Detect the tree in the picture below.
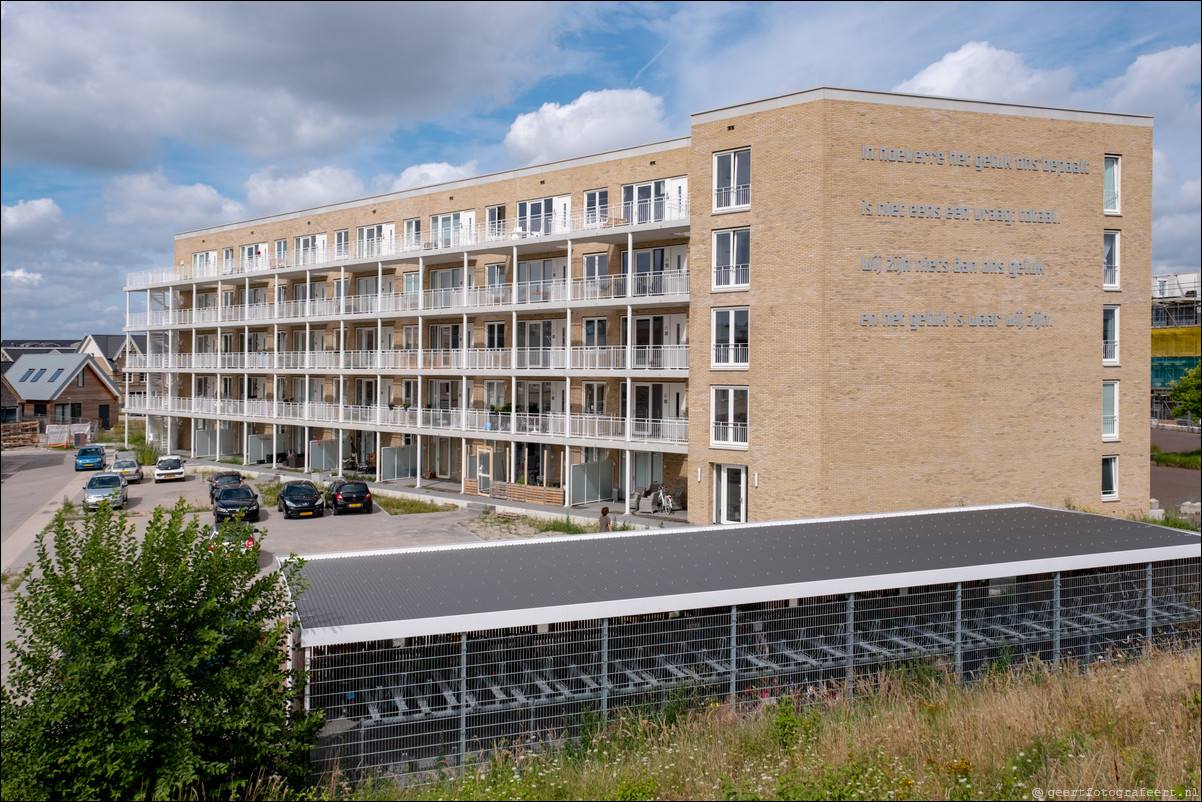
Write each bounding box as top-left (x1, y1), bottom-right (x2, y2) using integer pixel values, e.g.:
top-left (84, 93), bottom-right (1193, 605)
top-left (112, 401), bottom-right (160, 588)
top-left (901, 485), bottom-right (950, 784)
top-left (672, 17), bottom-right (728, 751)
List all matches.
top-left (1168, 363), bottom-right (1201, 420)
top-left (1, 501), bottom-right (322, 800)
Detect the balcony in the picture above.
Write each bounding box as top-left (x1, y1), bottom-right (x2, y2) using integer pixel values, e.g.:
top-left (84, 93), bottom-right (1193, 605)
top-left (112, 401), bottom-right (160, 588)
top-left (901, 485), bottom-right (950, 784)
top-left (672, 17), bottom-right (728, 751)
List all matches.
top-left (125, 200), bottom-right (691, 289)
top-left (125, 395), bottom-right (688, 446)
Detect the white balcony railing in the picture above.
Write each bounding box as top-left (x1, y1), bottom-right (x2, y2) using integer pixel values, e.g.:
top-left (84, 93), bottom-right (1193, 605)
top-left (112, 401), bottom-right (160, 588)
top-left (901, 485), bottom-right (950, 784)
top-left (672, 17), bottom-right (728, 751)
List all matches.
top-left (1103, 415), bottom-right (1117, 438)
top-left (515, 348), bottom-right (569, 370)
top-left (1103, 340), bottom-right (1118, 362)
top-left (630, 417), bottom-right (688, 444)
top-left (125, 199), bottom-right (690, 288)
top-left (711, 421), bottom-right (749, 446)
top-left (713, 264), bottom-right (750, 288)
top-left (632, 345), bottom-right (689, 370)
top-left (570, 347), bottom-right (626, 370)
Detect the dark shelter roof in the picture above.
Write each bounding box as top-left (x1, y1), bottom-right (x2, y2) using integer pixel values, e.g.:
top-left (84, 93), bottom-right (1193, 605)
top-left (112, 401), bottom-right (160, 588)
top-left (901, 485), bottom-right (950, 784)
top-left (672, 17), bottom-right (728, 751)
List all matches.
top-left (288, 504), bottom-right (1201, 647)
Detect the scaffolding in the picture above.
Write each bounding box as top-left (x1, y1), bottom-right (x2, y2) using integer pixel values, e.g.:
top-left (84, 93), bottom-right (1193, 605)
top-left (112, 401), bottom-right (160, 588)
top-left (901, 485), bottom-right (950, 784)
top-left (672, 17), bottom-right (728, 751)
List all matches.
top-left (288, 506), bottom-right (1200, 782)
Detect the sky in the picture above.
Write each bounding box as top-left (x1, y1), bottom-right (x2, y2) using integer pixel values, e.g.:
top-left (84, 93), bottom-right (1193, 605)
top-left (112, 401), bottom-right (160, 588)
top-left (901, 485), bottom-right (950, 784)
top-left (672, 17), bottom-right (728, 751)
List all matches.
top-left (1, 1), bottom-right (1199, 339)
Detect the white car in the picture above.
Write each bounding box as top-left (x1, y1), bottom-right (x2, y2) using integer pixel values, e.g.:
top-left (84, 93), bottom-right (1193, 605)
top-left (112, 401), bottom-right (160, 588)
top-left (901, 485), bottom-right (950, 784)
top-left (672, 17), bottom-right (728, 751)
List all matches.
top-left (153, 455), bottom-right (187, 483)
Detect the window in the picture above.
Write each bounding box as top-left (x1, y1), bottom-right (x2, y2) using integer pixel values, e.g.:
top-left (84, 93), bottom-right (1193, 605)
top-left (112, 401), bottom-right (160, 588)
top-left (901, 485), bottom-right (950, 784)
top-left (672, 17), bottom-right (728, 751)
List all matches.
top-left (584, 253), bottom-right (608, 280)
top-left (1104, 155), bottom-right (1120, 213)
top-left (295, 234), bottom-right (322, 265)
top-left (222, 247), bottom-right (234, 268)
top-left (358, 223), bottom-right (394, 257)
top-left (711, 386), bottom-right (748, 447)
top-left (485, 263), bottom-right (507, 303)
top-left (1103, 231), bottom-right (1119, 288)
top-left (402, 272), bottom-right (420, 297)
top-left (431, 211), bottom-right (475, 248)
top-left (334, 229), bottom-right (349, 258)
top-left (714, 464), bottom-right (747, 524)
top-left (274, 239), bottom-right (287, 265)
top-left (1103, 307), bottom-right (1119, 364)
top-left (404, 218), bottom-right (421, 248)
top-left (19, 368), bottom-right (34, 382)
top-left (485, 380), bottom-right (506, 409)
top-left (713, 307), bottom-right (749, 366)
top-left (485, 321), bottom-right (506, 349)
top-left (585, 189), bottom-right (609, 226)
top-left (31, 368), bottom-right (46, 382)
top-left (622, 180), bottom-right (664, 224)
top-left (49, 368), bottom-right (64, 382)
top-left (515, 197), bottom-right (568, 235)
top-left (33, 402), bottom-right (47, 417)
top-left (1102, 381), bottom-right (1118, 440)
top-left (1102, 456), bottom-right (1118, 500)
top-left (713, 228), bottom-right (750, 288)
top-left (583, 382), bottom-right (605, 415)
top-left (486, 205), bottom-right (506, 238)
top-left (583, 318), bottom-right (607, 347)
top-left (192, 251), bottom-right (216, 273)
top-left (714, 149), bottom-right (750, 209)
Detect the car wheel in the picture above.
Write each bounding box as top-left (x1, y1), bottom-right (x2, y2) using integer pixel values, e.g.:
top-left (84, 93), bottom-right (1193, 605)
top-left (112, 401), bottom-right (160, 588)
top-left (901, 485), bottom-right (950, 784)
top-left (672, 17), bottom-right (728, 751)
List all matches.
top-left (316, 508), bottom-right (324, 517)
top-left (333, 506), bottom-right (340, 516)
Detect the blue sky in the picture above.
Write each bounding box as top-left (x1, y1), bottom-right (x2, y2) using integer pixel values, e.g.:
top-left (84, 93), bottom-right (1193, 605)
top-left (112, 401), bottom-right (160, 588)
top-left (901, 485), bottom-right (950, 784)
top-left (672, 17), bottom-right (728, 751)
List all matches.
top-left (2, 1), bottom-right (1199, 338)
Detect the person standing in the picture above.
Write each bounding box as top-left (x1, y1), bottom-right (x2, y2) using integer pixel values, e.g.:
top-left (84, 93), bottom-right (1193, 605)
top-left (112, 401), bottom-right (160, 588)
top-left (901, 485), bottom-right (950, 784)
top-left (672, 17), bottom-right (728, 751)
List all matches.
top-left (599, 506), bottom-right (612, 532)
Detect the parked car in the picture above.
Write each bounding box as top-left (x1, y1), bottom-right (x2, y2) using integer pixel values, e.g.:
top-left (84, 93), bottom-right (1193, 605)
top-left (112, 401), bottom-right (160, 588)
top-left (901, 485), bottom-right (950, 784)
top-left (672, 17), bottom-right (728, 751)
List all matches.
top-left (81, 471), bottom-right (128, 510)
top-left (213, 485), bottom-right (260, 523)
top-left (74, 445), bottom-right (106, 471)
top-left (204, 522), bottom-right (258, 556)
top-left (153, 455), bottom-right (186, 483)
top-left (111, 457), bottom-right (144, 483)
top-left (208, 471), bottom-right (244, 502)
top-left (324, 479), bottom-right (373, 515)
top-left (277, 480), bottom-right (323, 519)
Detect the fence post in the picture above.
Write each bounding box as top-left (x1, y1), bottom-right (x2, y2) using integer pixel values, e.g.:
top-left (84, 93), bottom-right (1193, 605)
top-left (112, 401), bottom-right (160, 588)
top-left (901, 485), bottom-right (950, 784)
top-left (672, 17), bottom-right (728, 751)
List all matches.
top-left (601, 618), bottom-right (609, 723)
top-left (729, 605), bottom-right (737, 700)
top-left (954, 582), bottom-right (963, 680)
top-left (1052, 572), bottom-right (1061, 668)
top-left (459, 633), bottom-right (467, 766)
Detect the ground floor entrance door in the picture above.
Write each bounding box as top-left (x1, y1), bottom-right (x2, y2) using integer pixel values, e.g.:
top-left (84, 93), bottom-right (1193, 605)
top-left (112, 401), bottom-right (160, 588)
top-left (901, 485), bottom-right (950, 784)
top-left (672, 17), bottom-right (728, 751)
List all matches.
top-left (476, 446), bottom-right (492, 495)
top-left (714, 464), bottom-right (747, 524)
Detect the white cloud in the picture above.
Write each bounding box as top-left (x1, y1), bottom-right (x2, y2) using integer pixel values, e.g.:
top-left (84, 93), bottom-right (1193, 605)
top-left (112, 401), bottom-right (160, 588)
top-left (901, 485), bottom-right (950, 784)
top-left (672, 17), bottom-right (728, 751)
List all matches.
top-left (104, 171), bottom-right (245, 228)
top-left (505, 90), bottom-right (669, 166)
top-left (0, 2), bottom-right (584, 167)
top-left (245, 167), bottom-right (365, 216)
top-left (893, 42), bottom-right (1075, 106)
top-left (379, 161), bottom-right (481, 193)
top-left (1, 198), bottom-right (63, 242)
top-left (1074, 44), bottom-right (1201, 124)
top-left (1, 268), bottom-right (44, 286)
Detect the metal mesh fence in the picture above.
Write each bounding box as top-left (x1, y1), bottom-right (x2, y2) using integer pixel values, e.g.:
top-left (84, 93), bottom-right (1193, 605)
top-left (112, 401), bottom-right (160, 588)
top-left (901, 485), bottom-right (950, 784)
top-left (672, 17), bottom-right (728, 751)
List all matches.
top-left (304, 558), bottom-right (1199, 782)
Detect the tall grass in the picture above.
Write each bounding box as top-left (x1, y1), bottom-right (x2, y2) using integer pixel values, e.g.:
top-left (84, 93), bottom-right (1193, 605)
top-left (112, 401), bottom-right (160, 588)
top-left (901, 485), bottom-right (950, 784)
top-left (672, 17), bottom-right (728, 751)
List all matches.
top-left (340, 648), bottom-right (1201, 801)
top-left (1151, 450), bottom-right (1201, 470)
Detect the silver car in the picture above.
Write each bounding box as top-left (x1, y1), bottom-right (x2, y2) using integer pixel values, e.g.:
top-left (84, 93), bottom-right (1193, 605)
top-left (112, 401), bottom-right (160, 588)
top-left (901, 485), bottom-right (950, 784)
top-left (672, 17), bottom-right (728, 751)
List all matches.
top-left (111, 457), bottom-right (144, 484)
top-left (82, 471), bottom-right (129, 510)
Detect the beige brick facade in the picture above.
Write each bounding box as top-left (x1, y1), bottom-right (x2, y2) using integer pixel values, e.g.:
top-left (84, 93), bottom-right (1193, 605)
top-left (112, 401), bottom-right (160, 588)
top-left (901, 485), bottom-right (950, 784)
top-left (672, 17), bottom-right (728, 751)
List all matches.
top-left (126, 88), bottom-right (1151, 523)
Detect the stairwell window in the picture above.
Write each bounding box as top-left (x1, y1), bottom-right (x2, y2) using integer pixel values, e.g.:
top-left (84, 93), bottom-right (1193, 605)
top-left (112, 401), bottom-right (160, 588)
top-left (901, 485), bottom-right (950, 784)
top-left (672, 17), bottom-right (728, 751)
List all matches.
top-left (1104, 155), bottom-right (1120, 214)
top-left (1102, 381), bottom-right (1118, 440)
top-left (1103, 231), bottom-right (1119, 288)
top-left (712, 307), bottom-right (749, 368)
top-left (711, 386), bottom-right (748, 448)
top-left (1102, 307), bottom-right (1119, 364)
top-left (1102, 456), bottom-right (1118, 500)
top-left (713, 228), bottom-right (750, 289)
top-left (714, 148), bottom-right (750, 210)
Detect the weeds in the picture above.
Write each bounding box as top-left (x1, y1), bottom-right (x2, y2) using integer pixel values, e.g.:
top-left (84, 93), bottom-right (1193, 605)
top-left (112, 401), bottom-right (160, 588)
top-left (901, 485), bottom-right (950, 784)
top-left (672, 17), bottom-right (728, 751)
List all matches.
top-left (1151, 449), bottom-right (1201, 470)
top-left (373, 494), bottom-right (455, 515)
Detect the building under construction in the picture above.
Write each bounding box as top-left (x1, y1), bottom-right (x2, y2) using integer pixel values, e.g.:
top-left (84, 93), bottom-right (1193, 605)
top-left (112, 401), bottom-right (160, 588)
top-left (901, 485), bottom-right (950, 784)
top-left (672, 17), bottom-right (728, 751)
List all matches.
top-left (285, 504), bottom-right (1200, 780)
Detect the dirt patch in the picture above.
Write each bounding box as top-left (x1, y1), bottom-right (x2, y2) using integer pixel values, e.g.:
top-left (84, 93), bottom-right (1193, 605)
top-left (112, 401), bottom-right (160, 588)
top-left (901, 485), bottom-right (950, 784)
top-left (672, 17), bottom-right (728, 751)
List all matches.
top-left (464, 513), bottom-right (547, 541)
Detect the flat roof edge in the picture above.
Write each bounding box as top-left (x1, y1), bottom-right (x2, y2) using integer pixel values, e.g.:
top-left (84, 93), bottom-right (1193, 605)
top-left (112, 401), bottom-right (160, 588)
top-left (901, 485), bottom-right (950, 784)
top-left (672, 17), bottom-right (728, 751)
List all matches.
top-left (296, 543), bottom-right (1200, 648)
top-left (691, 86), bottom-right (1154, 127)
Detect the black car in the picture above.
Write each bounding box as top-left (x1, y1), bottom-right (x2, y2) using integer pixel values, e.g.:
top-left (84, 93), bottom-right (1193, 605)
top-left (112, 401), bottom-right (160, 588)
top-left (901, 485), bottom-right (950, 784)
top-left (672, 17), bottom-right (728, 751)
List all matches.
top-left (208, 471), bottom-right (244, 502)
top-left (214, 485), bottom-right (260, 523)
top-left (324, 479), bottom-right (373, 515)
top-left (277, 480), bottom-right (323, 519)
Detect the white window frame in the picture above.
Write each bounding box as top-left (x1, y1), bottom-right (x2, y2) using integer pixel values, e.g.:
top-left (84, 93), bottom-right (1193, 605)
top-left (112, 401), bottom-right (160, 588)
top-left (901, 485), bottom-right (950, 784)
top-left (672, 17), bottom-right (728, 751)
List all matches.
top-left (710, 386), bottom-right (748, 449)
top-left (714, 464), bottom-right (748, 524)
top-left (1103, 230), bottom-right (1119, 289)
top-left (274, 239), bottom-right (287, 266)
top-left (712, 307), bottom-right (749, 368)
top-left (1102, 455), bottom-right (1118, 500)
top-left (584, 188), bottom-right (609, 226)
top-left (1102, 380), bottom-right (1118, 441)
top-left (485, 205), bottom-right (506, 239)
top-left (713, 228), bottom-right (750, 289)
top-left (582, 381), bottom-right (606, 415)
top-left (485, 380), bottom-right (506, 409)
top-left (357, 223), bottom-right (394, 258)
top-left (1103, 306), bottom-right (1119, 365)
top-left (1104, 155), bottom-right (1120, 214)
top-left (192, 250), bottom-right (216, 274)
top-left (583, 317), bottom-right (607, 347)
top-left (334, 229), bottom-right (349, 259)
top-left (404, 218), bottom-right (422, 249)
top-left (714, 148), bottom-right (750, 210)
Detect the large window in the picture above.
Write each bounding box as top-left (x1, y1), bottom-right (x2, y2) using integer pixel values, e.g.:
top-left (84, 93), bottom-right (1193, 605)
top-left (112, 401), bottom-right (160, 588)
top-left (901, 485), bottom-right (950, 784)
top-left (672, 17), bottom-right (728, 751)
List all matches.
top-left (712, 307), bottom-right (749, 367)
top-left (1102, 456), bottom-right (1118, 500)
top-left (714, 148), bottom-right (750, 210)
top-left (1103, 230), bottom-right (1119, 288)
top-left (403, 218), bottom-right (421, 249)
top-left (585, 189), bottom-right (609, 226)
top-left (431, 211), bottom-right (472, 248)
top-left (1103, 381), bottom-right (1118, 440)
top-left (713, 228), bottom-right (750, 288)
top-left (358, 223), bottom-right (394, 258)
top-left (486, 205), bottom-right (506, 238)
top-left (334, 229), bottom-right (349, 258)
top-left (711, 386), bottom-right (748, 447)
top-left (1103, 306), bottom-right (1119, 364)
top-left (1104, 155), bottom-right (1120, 214)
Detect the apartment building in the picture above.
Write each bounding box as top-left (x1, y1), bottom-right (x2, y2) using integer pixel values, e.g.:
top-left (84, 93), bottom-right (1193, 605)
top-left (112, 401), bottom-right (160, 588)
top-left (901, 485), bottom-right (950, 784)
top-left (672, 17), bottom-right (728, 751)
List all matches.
top-left (124, 87), bottom-right (1152, 523)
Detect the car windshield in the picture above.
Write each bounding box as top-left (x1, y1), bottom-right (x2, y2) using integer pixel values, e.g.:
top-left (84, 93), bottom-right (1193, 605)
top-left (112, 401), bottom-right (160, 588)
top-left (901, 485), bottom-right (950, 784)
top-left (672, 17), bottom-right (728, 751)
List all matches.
top-left (88, 476), bottom-right (121, 489)
top-left (220, 487), bottom-right (255, 501)
top-left (79, 447), bottom-right (103, 456)
top-left (284, 484), bottom-right (316, 497)
top-left (113, 460), bottom-right (136, 469)
top-left (159, 459), bottom-right (181, 469)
